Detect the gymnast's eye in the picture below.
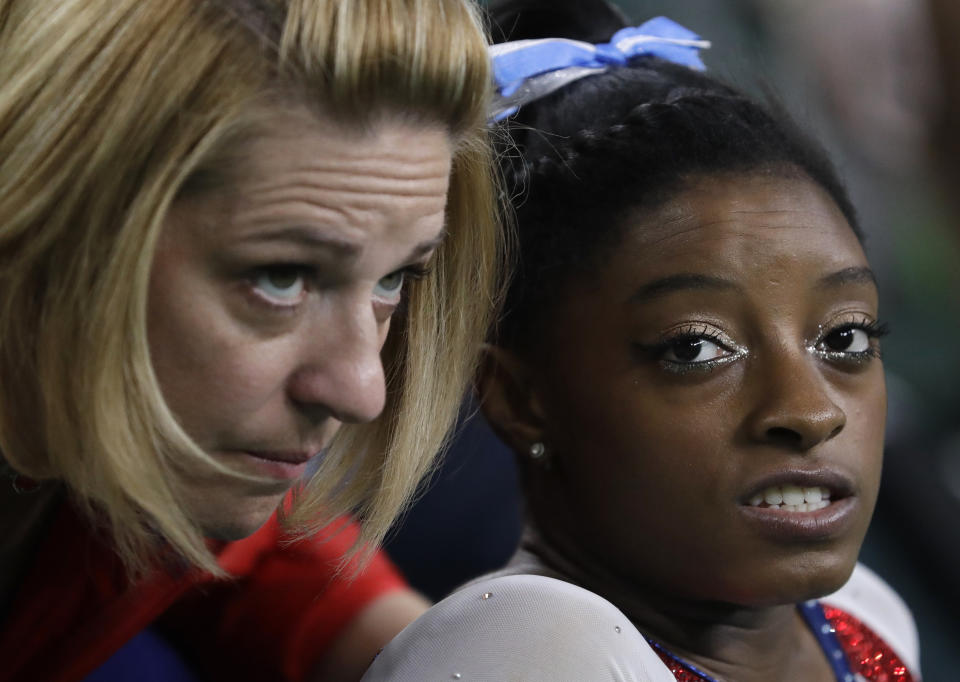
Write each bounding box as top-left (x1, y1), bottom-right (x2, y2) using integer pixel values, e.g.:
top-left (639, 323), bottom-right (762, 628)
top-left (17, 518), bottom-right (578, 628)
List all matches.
top-left (633, 323), bottom-right (745, 376)
top-left (812, 319), bottom-right (888, 365)
top-left (661, 336), bottom-right (730, 364)
top-left (820, 327), bottom-right (870, 353)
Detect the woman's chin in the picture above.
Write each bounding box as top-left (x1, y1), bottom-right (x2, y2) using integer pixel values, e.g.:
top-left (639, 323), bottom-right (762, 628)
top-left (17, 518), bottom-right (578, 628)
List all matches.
top-left (727, 554), bottom-right (860, 608)
top-left (188, 489), bottom-right (286, 542)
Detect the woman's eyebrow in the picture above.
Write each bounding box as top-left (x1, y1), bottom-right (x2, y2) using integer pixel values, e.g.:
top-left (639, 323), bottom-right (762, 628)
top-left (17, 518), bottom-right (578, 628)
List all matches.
top-left (629, 273), bottom-right (741, 304)
top-left (816, 266), bottom-right (877, 290)
top-left (236, 227), bottom-right (447, 261)
top-left (240, 226), bottom-right (362, 256)
top-left (407, 232), bottom-right (447, 260)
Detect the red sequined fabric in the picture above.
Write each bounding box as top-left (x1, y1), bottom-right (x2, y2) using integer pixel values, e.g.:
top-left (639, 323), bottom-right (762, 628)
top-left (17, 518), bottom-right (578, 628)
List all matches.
top-left (650, 647), bottom-right (712, 682)
top-left (650, 605), bottom-right (917, 682)
top-left (823, 604), bottom-right (916, 682)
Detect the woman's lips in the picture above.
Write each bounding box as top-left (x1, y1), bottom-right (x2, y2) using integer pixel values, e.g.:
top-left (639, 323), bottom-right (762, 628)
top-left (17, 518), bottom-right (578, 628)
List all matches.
top-left (246, 450), bottom-right (316, 465)
top-left (238, 450), bottom-right (318, 481)
top-left (738, 469), bottom-right (859, 541)
top-left (739, 497), bottom-right (858, 541)
top-left (741, 468), bottom-right (855, 506)
top-left (746, 484), bottom-right (832, 511)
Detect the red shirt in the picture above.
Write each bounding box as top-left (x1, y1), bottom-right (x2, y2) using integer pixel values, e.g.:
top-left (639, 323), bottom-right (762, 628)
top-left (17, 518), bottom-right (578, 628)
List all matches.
top-left (0, 504), bottom-right (406, 682)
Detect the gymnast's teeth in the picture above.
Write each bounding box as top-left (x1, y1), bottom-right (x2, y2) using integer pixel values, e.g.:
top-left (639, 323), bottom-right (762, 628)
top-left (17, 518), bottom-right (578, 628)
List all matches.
top-left (781, 485), bottom-right (804, 506)
top-left (759, 500), bottom-right (830, 512)
top-left (749, 486), bottom-right (832, 510)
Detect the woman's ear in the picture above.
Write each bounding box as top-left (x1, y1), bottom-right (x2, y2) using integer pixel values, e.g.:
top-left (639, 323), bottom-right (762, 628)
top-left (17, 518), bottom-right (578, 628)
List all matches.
top-left (476, 344), bottom-right (546, 454)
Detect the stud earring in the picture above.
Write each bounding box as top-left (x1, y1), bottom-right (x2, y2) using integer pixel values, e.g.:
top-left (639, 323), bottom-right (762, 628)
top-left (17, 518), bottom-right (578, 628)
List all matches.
top-left (529, 442), bottom-right (546, 460)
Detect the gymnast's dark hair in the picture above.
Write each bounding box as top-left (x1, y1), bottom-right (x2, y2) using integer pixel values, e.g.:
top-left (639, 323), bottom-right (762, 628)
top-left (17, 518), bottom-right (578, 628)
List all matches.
top-left (487, 0), bottom-right (862, 350)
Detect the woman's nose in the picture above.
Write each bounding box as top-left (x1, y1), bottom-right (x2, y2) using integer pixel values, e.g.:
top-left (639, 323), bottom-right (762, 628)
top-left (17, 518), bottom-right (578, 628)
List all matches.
top-left (744, 349), bottom-right (846, 452)
top-left (285, 302), bottom-right (388, 425)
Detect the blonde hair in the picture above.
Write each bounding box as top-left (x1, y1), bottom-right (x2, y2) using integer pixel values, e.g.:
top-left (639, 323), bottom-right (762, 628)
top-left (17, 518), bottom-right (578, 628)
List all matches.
top-left (0, 0), bottom-right (501, 575)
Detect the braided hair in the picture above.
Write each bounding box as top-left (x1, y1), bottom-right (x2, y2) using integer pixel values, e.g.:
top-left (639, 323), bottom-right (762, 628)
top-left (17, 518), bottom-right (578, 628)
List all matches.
top-left (490, 1), bottom-right (861, 350)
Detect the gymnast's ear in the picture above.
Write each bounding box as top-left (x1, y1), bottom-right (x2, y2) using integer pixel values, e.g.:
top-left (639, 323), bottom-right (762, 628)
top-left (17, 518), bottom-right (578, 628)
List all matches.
top-left (476, 344), bottom-right (547, 455)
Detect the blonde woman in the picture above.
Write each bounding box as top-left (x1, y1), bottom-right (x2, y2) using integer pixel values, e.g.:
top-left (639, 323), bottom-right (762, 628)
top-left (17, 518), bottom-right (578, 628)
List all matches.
top-left (0, 0), bottom-right (501, 680)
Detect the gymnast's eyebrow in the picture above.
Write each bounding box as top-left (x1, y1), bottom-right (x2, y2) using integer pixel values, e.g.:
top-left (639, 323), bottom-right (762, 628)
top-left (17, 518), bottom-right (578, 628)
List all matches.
top-left (815, 266), bottom-right (877, 289)
top-left (628, 273), bottom-right (741, 304)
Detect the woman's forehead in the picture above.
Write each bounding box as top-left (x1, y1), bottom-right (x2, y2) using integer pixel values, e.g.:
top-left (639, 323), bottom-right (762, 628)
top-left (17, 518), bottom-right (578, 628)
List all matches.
top-left (616, 173), bottom-right (866, 271)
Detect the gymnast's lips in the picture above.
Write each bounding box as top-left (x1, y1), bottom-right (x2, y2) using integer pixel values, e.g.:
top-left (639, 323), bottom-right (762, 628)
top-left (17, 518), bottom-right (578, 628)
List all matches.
top-left (737, 467), bottom-right (859, 541)
top-left (740, 468), bottom-right (855, 506)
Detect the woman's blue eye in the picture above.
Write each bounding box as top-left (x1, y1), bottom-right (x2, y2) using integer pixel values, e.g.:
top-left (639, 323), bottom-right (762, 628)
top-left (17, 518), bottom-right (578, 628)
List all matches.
top-left (820, 327), bottom-right (870, 353)
top-left (373, 270), bottom-right (405, 301)
top-left (252, 268), bottom-right (305, 302)
top-left (662, 337), bottom-right (729, 364)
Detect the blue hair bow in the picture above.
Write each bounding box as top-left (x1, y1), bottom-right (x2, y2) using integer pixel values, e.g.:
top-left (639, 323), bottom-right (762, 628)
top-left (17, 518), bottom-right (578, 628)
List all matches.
top-left (489, 17), bottom-right (710, 121)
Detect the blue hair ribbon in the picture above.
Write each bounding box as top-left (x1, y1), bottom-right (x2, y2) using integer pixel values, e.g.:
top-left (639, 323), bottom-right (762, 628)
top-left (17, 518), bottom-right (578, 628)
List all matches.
top-left (489, 17), bottom-right (710, 121)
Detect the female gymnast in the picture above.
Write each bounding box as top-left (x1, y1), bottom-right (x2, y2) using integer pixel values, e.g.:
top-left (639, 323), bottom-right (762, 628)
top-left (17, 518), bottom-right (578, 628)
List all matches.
top-left (362, 2), bottom-right (919, 680)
